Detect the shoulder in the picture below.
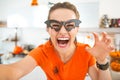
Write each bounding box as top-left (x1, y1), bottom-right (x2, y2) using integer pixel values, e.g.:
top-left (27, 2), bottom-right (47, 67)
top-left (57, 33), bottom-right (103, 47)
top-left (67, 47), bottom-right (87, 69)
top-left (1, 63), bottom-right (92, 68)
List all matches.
top-left (76, 42), bottom-right (93, 58)
top-left (38, 40), bottom-right (52, 49)
top-left (28, 41), bottom-right (53, 65)
top-left (76, 42), bottom-right (89, 50)
top-left (28, 40), bottom-right (53, 57)
top-left (76, 42), bottom-right (96, 66)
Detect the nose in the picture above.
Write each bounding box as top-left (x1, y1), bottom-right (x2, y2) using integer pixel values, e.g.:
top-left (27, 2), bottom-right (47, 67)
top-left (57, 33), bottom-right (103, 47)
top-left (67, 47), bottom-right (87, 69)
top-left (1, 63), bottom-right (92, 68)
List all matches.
top-left (59, 25), bottom-right (67, 33)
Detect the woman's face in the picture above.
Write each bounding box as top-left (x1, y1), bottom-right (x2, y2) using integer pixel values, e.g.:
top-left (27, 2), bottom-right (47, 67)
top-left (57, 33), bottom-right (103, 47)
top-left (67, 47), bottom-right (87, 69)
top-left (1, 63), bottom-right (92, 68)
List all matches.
top-left (47, 8), bottom-right (79, 53)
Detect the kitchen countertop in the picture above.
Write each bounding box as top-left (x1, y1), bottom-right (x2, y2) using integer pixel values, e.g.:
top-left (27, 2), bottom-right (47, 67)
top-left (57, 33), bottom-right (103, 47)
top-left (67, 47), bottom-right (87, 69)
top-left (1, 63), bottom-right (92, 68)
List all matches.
top-left (1, 53), bottom-right (24, 64)
top-left (110, 69), bottom-right (120, 80)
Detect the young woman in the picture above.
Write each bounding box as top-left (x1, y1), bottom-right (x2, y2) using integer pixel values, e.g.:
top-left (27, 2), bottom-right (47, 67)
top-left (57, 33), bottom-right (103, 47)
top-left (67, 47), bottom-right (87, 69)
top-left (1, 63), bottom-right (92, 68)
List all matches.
top-left (0, 2), bottom-right (114, 80)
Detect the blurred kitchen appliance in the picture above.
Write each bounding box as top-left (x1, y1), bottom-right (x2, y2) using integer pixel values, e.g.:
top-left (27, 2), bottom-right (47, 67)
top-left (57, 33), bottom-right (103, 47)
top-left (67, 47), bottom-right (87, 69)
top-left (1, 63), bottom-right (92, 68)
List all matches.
top-left (13, 27), bottom-right (23, 54)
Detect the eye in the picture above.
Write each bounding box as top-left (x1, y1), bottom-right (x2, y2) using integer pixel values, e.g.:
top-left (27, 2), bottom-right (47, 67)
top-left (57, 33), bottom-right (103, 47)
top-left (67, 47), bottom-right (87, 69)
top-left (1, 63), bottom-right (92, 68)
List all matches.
top-left (50, 23), bottom-right (60, 28)
top-left (50, 22), bottom-right (61, 32)
top-left (65, 23), bottom-right (75, 28)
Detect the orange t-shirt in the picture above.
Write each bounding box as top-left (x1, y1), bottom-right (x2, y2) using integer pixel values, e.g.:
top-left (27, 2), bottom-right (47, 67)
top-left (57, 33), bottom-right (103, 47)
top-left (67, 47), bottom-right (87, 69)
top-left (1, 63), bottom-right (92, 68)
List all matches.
top-left (29, 41), bottom-right (96, 80)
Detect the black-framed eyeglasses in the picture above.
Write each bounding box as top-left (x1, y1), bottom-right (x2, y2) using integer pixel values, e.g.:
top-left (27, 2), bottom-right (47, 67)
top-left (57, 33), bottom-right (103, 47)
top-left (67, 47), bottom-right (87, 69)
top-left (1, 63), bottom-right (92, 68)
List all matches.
top-left (44, 19), bottom-right (81, 32)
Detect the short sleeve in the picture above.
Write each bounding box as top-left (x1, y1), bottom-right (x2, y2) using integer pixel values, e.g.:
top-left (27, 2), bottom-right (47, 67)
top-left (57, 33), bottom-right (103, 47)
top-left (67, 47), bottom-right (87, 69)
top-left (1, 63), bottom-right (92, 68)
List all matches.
top-left (88, 55), bottom-right (96, 67)
top-left (28, 46), bottom-right (43, 66)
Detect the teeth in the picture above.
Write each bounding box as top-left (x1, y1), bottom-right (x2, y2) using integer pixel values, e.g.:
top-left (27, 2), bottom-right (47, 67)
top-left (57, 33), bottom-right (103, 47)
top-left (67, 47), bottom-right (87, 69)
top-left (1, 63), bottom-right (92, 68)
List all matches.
top-left (58, 37), bottom-right (69, 40)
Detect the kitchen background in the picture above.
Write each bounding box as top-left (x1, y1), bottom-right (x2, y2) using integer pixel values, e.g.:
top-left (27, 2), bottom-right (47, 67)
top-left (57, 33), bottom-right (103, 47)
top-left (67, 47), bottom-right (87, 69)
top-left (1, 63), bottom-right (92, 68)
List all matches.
top-left (0, 0), bottom-right (120, 80)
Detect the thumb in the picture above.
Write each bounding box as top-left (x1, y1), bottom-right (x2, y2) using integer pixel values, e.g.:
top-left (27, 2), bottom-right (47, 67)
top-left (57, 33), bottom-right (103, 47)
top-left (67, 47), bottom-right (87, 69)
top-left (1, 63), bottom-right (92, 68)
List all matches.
top-left (92, 32), bottom-right (99, 42)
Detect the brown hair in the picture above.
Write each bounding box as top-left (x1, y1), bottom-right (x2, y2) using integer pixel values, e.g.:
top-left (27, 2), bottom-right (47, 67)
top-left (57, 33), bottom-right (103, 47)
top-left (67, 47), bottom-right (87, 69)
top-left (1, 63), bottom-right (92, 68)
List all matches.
top-left (48, 2), bottom-right (80, 19)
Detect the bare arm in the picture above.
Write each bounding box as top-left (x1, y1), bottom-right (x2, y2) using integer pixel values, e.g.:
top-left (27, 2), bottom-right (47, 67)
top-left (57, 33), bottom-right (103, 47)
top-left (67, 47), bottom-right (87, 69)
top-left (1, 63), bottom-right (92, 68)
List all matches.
top-left (88, 64), bottom-right (112, 80)
top-left (0, 55), bottom-right (37, 80)
top-left (86, 32), bottom-right (114, 80)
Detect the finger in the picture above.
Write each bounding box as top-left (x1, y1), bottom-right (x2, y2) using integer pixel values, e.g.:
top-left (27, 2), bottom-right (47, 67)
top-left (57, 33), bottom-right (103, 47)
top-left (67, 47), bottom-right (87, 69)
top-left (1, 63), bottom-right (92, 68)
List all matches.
top-left (110, 45), bottom-right (115, 50)
top-left (105, 37), bottom-right (112, 45)
top-left (92, 32), bottom-right (99, 42)
top-left (101, 32), bottom-right (108, 42)
top-left (108, 44), bottom-right (115, 51)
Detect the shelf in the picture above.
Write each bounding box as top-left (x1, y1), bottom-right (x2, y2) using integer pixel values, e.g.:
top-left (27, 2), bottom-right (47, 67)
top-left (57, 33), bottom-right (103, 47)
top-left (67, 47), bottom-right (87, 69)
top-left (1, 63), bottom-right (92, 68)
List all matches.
top-left (78, 28), bottom-right (120, 34)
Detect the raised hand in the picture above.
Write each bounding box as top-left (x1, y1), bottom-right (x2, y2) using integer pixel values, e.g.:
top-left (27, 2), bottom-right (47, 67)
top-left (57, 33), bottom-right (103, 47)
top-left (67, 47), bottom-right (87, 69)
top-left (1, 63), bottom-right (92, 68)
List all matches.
top-left (86, 32), bottom-right (115, 63)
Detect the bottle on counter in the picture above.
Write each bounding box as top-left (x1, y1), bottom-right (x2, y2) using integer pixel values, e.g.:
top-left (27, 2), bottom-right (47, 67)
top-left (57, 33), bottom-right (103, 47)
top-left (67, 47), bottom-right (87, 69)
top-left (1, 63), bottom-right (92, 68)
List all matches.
top-left (117, 18), bottom-right (120, 27)
top-left (109, 18), bottom-right (119, 28)
top-left (100, 14), bottom-right (110, 28)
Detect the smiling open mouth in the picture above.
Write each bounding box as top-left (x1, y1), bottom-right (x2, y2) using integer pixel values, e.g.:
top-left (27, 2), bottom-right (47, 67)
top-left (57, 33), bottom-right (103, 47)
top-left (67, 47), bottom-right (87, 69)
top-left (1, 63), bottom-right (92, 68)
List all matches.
top-left (57, 38), bottom-right (69, 47)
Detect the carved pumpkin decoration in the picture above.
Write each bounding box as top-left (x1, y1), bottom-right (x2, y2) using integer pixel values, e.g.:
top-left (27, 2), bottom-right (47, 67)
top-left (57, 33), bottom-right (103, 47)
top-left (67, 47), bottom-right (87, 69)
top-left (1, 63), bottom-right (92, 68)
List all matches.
top-left (13, 46), bottom-right (23, 54)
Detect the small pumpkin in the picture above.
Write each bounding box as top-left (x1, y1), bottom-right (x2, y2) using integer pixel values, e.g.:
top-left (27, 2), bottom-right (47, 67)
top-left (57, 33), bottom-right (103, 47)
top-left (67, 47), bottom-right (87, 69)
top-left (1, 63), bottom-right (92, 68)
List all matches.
top-left (13, 46), bottom-right (23, 54)
top-left (110, 51), bottom-right (120, 58)
top-left (110, 60), bottom-right (120, 71)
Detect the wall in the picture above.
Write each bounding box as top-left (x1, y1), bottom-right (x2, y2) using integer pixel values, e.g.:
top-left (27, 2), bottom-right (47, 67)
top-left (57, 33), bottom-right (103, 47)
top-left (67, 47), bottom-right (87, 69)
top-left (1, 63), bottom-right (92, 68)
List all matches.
top-left (99, 0), bottom-right (120, 18)
top-left (77, 2), bottom-right (99, 28)
top-left (0, 0), bottom-right (99, 28)
top-left (0, 0), bottom-right (49, 28)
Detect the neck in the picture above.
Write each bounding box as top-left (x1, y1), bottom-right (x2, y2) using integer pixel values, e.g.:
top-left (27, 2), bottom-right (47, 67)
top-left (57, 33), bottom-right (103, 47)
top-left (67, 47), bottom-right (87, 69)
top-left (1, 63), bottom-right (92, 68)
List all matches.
top-left (57, 44), bottom-right (76, 63)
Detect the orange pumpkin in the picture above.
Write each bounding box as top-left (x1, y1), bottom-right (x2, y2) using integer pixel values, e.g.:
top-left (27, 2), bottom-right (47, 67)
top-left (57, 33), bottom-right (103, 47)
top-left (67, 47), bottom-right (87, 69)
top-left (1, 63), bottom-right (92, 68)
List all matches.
top-left (13, 46), bottom-right (23, 54)
top-left (110, 51), bottom-right (120, 58)
top-left (110, 60), bottom-right (120, 71)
